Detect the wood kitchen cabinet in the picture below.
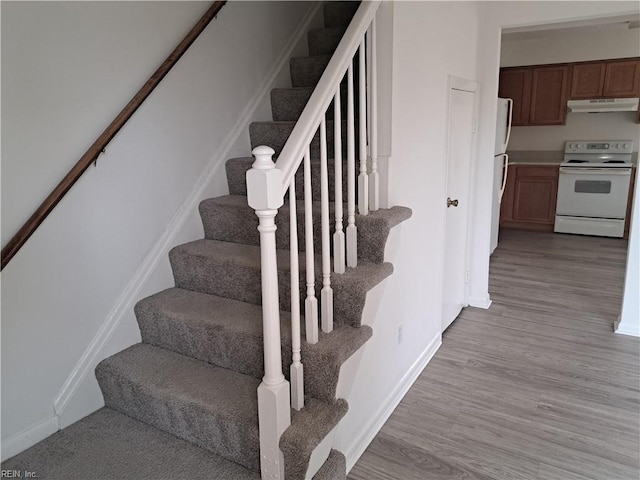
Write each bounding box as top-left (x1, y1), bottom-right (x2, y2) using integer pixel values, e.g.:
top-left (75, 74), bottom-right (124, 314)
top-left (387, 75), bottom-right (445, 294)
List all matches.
top-left (499, 65), bottom-right (569, 126)
top-left (498, 68), bottom-right (531, 126)
top-left (570, 59), bottom-right (640, 99)
top-left (529, 66), bottom-right (570, 125)
top-left (500, 165), bottom-right (559, 232)
top-left (570, 63), bottom-right (607, 99)
top-left (604, 60), bottom-right (640, 98)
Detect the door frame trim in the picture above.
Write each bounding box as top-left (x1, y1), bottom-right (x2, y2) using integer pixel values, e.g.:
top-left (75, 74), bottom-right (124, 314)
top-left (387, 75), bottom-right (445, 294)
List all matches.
top-left (442, 76), bottom-right (479, 331)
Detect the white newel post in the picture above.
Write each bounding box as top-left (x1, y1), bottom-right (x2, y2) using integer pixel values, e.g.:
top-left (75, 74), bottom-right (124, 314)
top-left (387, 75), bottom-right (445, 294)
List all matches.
top-left (247, 146), bottom-right (291, 480)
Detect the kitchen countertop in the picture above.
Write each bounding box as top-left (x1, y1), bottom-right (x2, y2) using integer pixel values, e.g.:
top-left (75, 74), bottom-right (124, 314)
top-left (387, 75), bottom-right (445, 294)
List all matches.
top-left (504, 151), bottom-right (562, 165)
top-left (505, 150), bottom-right (639, 166)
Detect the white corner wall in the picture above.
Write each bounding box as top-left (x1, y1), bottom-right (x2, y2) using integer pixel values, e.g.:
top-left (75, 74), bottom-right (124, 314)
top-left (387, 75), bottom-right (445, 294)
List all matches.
top-left (335, 1), bottom-right (481, 470)
top-left (470, 0), bottom-right (640, 312)
top-left (1, 0), bottom-right (317, 459)
top-left (617, 177), bottom-right (640, 336)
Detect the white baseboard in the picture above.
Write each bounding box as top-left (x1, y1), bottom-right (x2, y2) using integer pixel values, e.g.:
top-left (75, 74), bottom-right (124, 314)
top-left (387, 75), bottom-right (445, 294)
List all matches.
top-left (468, 294), bottom-right (492, 309)
top-left (614, 315), bottom-right (640, 337)
top-left (52, 2), bottom-right (322, 425)
top-left (1, 415), bottom-right (59, 462)
top-left (344, 335), bottom-right (442, 473)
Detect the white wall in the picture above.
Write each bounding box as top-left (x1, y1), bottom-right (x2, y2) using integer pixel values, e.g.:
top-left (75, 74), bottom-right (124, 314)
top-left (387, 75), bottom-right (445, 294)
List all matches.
top-left (1, 0), bottom-right (317, 458)
top-left (508, 112), bottom-right (640, 152)
top-left (335, 1), bottom-right (481, 469)
top-left (470, 1), bottom-right (640, 310)
top-left (500, 22), bottom-right (640, 153)
top-left (501, 26), bottom-right (640, 67)
top-left (617, 177), bottom-right (640, 336)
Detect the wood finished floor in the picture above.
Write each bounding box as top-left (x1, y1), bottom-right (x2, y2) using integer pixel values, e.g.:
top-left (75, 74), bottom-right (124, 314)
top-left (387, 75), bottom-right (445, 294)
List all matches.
top-left (348, 230), bottom-right (640, 480)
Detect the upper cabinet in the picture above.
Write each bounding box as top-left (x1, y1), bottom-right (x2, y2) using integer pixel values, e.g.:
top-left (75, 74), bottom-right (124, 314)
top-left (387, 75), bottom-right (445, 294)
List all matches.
top-left (500, 57), bottom-right (640, 126)
top-left (529, 66), bottom-right (570, 125)
top-left (570, 63), bottom-right (607, 99)
top-left (569, 59), bottom-right (640, 99)
top-left (498, 68), bottom-right (531, 125)
top-left (499, 65), bottom-right (569, 126)
top-left (603, 60), bottom-right (640, 97)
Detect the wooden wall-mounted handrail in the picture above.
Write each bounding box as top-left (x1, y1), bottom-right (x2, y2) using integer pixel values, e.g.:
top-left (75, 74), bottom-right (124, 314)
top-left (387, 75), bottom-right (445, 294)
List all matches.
top-left (1, 1), bottom-right (226, 271)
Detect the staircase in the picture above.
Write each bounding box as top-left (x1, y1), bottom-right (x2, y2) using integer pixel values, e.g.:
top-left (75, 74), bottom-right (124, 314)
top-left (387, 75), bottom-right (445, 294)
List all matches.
top-left (2, 2), bottom-right (411, 479)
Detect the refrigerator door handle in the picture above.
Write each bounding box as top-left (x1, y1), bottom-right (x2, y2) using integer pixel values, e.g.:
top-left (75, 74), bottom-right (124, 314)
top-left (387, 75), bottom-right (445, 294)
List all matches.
top-left (504, 98), bottom-right (513, 151)
top-left (498, 153), bottom-right (509, 203)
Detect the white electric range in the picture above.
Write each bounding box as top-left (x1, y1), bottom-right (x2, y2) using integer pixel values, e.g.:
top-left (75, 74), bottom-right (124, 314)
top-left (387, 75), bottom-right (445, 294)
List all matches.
top-left (554, 140), bottom-right (633, 238)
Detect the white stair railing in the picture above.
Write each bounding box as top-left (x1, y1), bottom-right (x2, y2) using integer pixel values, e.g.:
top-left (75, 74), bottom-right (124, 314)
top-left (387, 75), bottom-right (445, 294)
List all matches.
top-left (246, 2), bottom-right (381, 478)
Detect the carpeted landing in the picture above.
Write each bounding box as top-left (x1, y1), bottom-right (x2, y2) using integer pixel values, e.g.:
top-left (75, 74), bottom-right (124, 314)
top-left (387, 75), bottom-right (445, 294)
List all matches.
top-left (3, 2), bottom-right (412, 479)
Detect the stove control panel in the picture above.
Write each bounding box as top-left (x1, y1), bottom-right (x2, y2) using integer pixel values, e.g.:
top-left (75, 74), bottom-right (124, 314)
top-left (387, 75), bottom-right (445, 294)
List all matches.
top-left (565, 141), bottom-right (633, 154)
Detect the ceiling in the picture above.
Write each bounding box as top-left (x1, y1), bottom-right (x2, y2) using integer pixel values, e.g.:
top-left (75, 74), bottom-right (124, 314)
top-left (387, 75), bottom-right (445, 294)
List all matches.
top-left (502, 14), bottom-right (640, 42)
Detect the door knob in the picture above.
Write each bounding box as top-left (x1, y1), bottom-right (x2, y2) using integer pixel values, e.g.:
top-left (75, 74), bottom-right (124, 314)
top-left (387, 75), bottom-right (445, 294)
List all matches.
top-left (447, 197), bottom-right (459, 208)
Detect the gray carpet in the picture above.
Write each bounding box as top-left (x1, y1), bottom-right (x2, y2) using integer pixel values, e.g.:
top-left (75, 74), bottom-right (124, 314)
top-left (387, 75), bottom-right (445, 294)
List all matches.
top-left (2, 408), bottom-right (261, 480)
top-left (3, 2), bottom-right (413, 478)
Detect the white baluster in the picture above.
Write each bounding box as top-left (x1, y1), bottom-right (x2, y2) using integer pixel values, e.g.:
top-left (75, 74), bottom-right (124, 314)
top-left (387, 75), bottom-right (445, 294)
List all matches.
top-left (333, 88), bottom-right (346, 274)
top-left (320, 118), bottom-right (334, 333)
top-left (246, 146), bottom-right (290, 480)
top-left (358, 39), bottom-right (369, 216)
top-left (368, 19), bottom-right (379, 211)
top-left (288, 179), bottom-right (304, 411)
top-left (346, 64), bottom-right (358, 268)
top-left (303, 146), bottom-right (319, 344)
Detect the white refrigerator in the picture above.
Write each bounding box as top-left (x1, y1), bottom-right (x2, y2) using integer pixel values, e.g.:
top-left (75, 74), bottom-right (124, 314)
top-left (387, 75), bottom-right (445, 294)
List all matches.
top-left (490, 98), bottom-right (512, 254)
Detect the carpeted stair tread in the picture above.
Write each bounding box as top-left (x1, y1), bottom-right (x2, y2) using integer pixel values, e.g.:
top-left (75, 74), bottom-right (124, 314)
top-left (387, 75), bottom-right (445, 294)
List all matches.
top-left (308, 26), bottom-right (348, 56)
top-left (95, 343), bottom-right (261, 470)
top-left (199, 195), bottom-right (412, 264)
top-left (1, 407), bottom-right (260, 480)
top-left (323, 1), bottom-right (360, 28)
top-left (281, 398), bottom-right (349, 480)
top-left (313, 450), bottom-right (347, 480)
top-left (169, 238), bottom-right (394, 327)
top-left (135, 287), bottom-right (373, 402)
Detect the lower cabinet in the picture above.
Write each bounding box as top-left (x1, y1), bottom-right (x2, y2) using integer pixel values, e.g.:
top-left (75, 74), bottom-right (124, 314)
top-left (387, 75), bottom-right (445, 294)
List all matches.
top-left (500, 165), bottom-right (559, 232)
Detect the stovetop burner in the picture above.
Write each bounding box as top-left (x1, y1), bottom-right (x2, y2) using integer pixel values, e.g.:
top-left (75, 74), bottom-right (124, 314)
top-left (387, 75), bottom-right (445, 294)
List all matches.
top-left (562, 140), bottom-right (634, 168)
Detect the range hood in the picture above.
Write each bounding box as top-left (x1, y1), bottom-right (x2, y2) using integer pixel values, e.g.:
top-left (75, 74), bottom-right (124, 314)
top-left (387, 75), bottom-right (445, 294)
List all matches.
top-left (567, 97), bottom-right (639, 113)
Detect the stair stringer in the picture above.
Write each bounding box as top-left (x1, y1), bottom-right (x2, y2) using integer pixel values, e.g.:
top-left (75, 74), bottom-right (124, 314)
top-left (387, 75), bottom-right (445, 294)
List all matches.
top-left (47, 1), bottom-right (325, 437)
top-left (298, 213), bottom-right (412, 479)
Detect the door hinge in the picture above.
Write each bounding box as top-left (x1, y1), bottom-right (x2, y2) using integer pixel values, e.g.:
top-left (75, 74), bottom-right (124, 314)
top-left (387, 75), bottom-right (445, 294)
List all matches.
top-left (472, 117), bottom-right (477, 133)
top-left (465, 271), bottom-right (470, 284)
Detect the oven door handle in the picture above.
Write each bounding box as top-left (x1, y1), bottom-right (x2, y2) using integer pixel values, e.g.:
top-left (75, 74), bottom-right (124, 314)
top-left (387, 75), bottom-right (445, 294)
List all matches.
top-left (559, 167), bottom-right (631, 176)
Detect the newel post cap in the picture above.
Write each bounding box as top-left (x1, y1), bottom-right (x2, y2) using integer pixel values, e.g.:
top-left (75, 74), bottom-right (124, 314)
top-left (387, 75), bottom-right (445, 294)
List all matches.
top-left (247, 146), bottom-right (284, 211)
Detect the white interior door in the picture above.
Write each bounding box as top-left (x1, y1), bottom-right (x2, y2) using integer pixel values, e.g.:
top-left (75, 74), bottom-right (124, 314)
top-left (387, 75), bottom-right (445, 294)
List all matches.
top-left (442, 83), bottom-right (475, 332)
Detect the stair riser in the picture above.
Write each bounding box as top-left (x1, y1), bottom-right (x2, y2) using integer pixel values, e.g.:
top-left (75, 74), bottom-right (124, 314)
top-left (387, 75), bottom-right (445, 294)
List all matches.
top-left (290, 56), bottom-right (360, 89)
top-left (136, 304), bottom-right (264, 378)
top-left (199, 199), bottom-right (389, 265)
top-left (308, 26), bottom-right (347, 56)
top-left (225, 157), bottom-right (353, 202)
top-left (96, 362), bottom-right (260, 471)
top-left (323, 2), bottom-right (360, 28)
top-left (271, 84), bottom-right (358, 122)
top-left (170, 248), bottom-right (365, 328)
top-left (250, 120), bottom-right (360, 160)
top-left (136, 300), bottom-right (364, 403)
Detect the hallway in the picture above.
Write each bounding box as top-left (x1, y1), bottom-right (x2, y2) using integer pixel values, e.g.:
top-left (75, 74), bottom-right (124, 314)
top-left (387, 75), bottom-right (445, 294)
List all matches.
top-left (349, 230), bottom-right (640, 480)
